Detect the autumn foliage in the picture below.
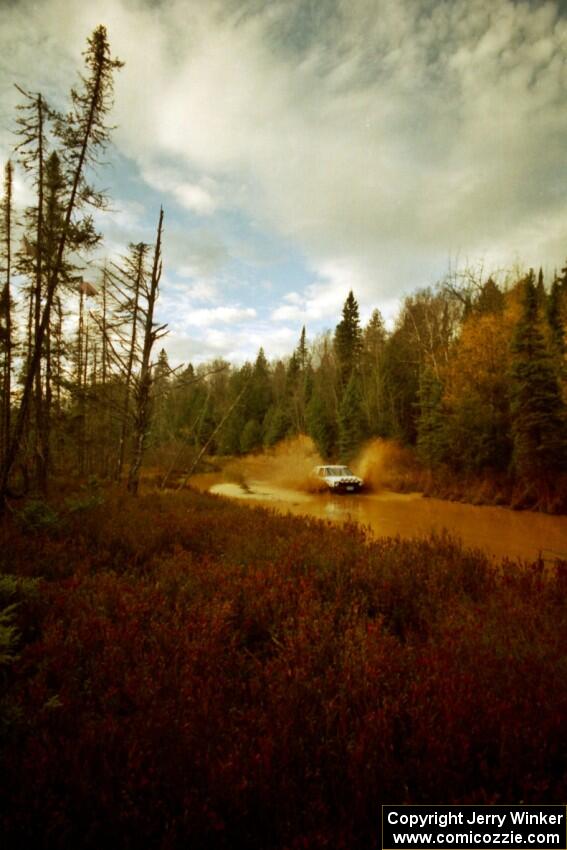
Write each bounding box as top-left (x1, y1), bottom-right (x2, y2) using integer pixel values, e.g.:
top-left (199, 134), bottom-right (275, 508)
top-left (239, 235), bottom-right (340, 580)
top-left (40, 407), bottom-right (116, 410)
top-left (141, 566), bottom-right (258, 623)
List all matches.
top-left (1, 487), bottom-right (567, 849)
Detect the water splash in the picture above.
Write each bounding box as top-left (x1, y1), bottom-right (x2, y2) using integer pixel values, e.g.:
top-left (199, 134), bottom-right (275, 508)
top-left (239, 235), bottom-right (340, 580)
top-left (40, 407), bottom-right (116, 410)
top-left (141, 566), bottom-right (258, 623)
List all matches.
top-left (223, 435), bottom-right (325, 492)
top-left (352, 438), bottom-right (417, 492)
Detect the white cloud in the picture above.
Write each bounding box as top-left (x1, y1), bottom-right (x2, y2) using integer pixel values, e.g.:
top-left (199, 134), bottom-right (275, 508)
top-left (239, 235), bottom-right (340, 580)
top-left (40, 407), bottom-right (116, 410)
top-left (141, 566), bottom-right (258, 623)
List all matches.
top-left (170, 278), bottom-right (218, 302)
top-left (271, 259), bottom-right (377, 323)
top-left (141, 162), bottom-right (220, 215)
top-left (181, 306), bottom-right (257, 327)
top-left (204, 328), bottom-right (230, 350)
top-left (172, 183), bottom-right (217, 215)
top-left (104, 0), bottom-right (565, 310)
top-left (165, 320), bottom-right (298, 366)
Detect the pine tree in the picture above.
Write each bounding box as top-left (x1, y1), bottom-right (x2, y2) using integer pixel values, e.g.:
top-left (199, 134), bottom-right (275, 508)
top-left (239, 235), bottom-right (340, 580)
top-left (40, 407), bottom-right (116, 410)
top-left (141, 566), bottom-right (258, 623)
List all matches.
top-left (1, 26), bottom-right (123, 503)
top-left (475, 278), bottom-right (504, 315)
top-left (152, 348), bottom-right (172, 446)
top-left (547, 277), bottom-right (566, 378)
top-left (263, 404), bottom-right (292, 447)
top-left (249, 347), bottom-right (272, 425)
top-left (535, 267), bottom-right (547, 313)
top-left (285, 327), bottom-right (311, 433)
top-left (306, 390), bottom-right (336, 460)
top-left (240, 419), bottom-right (262, 454)
top-left (381, 324), bottom-right (420, 444)
top-left (334, 291), bottom-right (362, 387)
top-left (296, 326), bottom-right (308, 371)
top-left (416, 367), bottom-right (446, 468)
top-left (337, 373), bottom-right (364, 461)
top-left (361, 308), bottom-right (387, 435)
top-left (509, 275), bottom-right (567, 485)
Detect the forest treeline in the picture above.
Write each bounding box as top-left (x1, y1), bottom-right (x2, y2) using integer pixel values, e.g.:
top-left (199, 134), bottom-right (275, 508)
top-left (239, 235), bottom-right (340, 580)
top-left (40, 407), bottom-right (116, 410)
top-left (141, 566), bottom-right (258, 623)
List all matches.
top-left (1, 28), bottom-right (566, 510)
top-left (151, 269), bottom-right (567, 510)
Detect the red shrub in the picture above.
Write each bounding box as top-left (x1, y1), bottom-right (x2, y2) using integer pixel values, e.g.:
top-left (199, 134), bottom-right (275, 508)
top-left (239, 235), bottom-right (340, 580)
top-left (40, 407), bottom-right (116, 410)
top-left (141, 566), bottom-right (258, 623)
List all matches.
top-left (1, 489), bottom-right (566, 849)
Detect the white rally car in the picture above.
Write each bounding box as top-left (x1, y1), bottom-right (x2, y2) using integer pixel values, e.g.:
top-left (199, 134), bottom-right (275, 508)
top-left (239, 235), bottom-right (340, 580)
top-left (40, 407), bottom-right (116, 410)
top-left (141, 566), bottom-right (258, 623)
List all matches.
top-left (313, 465), bottom-right (363, 494)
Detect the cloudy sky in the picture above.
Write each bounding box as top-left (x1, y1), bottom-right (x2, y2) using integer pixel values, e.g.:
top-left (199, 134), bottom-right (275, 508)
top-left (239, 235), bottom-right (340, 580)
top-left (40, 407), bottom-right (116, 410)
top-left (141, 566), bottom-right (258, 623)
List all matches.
top-left (1, 0), bottom-right (566, 364)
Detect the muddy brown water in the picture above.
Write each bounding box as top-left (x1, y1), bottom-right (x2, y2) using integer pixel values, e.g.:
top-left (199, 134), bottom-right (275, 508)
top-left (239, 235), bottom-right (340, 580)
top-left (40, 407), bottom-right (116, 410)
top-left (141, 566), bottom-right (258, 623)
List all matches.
top-left (190, 474), bottom-right (567, 563)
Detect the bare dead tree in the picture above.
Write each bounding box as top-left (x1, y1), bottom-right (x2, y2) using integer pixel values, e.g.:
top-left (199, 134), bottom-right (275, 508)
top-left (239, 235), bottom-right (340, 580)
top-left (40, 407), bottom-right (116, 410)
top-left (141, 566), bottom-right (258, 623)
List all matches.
top-left (127, 208), bottom-right (167, 495)
top-left (113, 242), bottom-right (149, 480)
top-left (0, 161), bottom-right (14, 468)
top-left (15, 89), bottom-right (48, 487)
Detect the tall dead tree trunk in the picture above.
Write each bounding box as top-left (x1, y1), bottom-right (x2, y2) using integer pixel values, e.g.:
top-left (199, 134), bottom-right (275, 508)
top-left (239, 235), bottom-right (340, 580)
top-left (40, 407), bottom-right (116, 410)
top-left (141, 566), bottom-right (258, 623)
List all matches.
top-left (127, 208), bottom-right (165, 496)
top-left (14, 89), bottom-right (47, 486)
top-left (115, 243), bottom-right (147, 480)
top-left (1, 161), bottom-right (13, 468)
top-left (33, 95), bottom-right (46, 489)
top-left (76, 287), bottom-right (85, 475)
top-left (54, 296), bottom-right (63, 419)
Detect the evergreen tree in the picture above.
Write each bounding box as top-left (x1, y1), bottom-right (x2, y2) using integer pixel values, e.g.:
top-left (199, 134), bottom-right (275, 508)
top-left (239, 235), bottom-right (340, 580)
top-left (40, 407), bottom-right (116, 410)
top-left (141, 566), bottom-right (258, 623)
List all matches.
top-left (285, 327), bottom-right (311, 433)
top-left (536, 267), bottom-right (546, 308)
top-left (382, 324), bottom-right (420, 444)
top-left (361, 308), bottom-right (387, 436)
top-left (416, 367), bottom-right (446, 468)
top-left (306, 389), bottom-right (336, 459)
top-left (285, 351), bottom-right (299, 389)
top-left (337, 373), bottom-right (364, 461)
top-left (249, 348), bottom-right (272, 425)
top-left (475, 278), bottom-right (504, 315)
top-left (363, 309), bottom-right (386, 359)
top-left (217, 367), bottom-right (249, 455)
top-left (240, 418), bottom-right (262, 454)
top-left (263, 405), bottom-right (292, 447)
top-left (1, 26), bottom-right (123, 503)
top-left (151, 348), bottom-right (171, 445)
top-left (509, 275), bottom-right (567, 484)
top-left (296, 325), bottom-right (308, 371)
top-left (547, 277), bottom-right (566, 377)
top-left (334, 291), bottom-right (362, 387)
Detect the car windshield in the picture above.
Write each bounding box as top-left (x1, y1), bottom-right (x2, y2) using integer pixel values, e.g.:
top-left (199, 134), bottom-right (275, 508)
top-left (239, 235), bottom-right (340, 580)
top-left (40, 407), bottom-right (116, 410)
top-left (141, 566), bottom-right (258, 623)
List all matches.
top-left (326, 466), bottom-right (353, 476)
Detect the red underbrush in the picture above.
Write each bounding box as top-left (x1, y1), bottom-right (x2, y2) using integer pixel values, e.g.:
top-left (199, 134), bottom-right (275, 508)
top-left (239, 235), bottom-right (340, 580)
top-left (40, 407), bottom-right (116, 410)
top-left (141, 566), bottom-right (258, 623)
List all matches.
top-left (1, 486), bottom-right (566, 849)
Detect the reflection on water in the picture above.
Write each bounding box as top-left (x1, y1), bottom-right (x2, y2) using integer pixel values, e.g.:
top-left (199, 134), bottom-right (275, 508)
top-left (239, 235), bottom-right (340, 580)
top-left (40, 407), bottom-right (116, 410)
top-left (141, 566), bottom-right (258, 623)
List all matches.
top-left (205, 478), bottom-right (567, 563)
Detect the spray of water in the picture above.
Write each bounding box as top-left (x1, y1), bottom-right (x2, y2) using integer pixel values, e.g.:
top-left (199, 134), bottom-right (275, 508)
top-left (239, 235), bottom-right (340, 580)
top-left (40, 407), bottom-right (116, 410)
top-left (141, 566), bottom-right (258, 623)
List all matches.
top-left (221, 435), bottom-right (418, 495)
top-left (223, 435), bottom-right (326, 492)
top-left (352, 438), bottom-right (417, 492)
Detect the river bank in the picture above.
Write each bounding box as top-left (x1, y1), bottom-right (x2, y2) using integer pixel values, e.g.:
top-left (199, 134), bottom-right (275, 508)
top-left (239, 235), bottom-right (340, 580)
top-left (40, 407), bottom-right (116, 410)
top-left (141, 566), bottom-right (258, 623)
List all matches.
top-left (189, 472), bottom-right (567, 563)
